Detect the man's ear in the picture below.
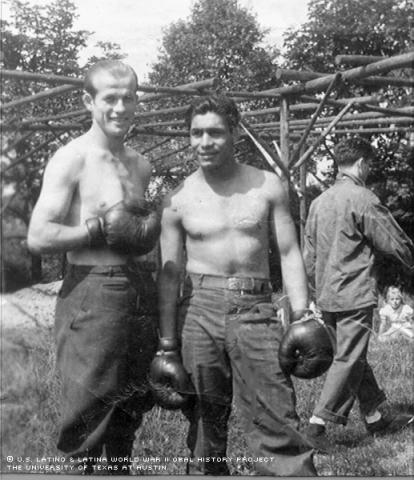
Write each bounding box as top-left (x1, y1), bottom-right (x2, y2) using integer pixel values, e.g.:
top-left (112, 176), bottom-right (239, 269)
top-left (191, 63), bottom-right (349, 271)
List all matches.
top-left (232, 125), bottom-right (240, 142)
top-left (82, 91), bottom-right (93, 111)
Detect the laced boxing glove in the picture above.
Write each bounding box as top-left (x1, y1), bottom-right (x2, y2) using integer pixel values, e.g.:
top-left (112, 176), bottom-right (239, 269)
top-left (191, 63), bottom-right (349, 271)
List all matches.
top-left (278, 311), bottom-right (334, 379)
top-left (85, 201), bottom-right (161, 255)
top-left (148, 337), bottom-right (192, 410)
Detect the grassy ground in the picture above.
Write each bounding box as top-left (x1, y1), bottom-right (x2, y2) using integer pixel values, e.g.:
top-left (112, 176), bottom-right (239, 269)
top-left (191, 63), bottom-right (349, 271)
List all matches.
top-left (1, 321), bottom-right (413, 476)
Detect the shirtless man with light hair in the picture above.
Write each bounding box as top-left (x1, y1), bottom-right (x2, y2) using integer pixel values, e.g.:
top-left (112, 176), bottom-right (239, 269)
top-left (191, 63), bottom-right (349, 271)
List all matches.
top-left (154, 95), bottom-right (316, 476)
top-left (28, 60), bottom-right (160, 474)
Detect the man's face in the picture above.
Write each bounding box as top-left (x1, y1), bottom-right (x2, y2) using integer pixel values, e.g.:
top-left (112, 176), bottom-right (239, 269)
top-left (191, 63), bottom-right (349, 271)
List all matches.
top-left (84, 71), bottom-right (137, 138)
top-left (190, 112), bottom-right (235, 171)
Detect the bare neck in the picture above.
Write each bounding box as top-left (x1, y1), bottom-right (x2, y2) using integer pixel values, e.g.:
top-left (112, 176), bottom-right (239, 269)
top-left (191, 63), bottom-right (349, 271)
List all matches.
top-left (87, 123), bottom-right (126, 156)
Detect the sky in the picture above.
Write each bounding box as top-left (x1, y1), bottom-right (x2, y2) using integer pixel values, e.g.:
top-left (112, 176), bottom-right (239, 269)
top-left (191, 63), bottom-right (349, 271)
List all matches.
top-left (3, 0), bottom-right (310, 82)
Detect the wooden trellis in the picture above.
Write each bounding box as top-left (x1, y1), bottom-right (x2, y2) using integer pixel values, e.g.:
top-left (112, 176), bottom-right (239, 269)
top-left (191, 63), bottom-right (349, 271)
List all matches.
top-left (1, 50), bottom-right (414, 251)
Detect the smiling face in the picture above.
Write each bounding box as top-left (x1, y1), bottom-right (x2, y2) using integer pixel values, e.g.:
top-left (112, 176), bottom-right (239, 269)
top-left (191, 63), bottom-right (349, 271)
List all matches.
top-left (83, 71), bottom-right (137, 138)
top-left (190, 111), bottom-right (235, 172)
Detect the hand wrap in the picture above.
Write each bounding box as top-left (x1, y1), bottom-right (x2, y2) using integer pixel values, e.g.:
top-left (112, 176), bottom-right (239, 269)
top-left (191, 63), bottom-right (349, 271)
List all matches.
top-left (278, 311), bottom-right (334, 379)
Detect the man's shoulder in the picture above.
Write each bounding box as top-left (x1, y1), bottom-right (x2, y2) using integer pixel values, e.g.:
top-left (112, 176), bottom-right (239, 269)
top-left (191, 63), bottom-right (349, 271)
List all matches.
top-left (48, 136), bottom-right (86, 167)
top-left (312, 180), bottom-right (378, 206)
top-left (240, 164), bottom-right (284, 194)
top-left (125, 146), bottom-right (151, 172)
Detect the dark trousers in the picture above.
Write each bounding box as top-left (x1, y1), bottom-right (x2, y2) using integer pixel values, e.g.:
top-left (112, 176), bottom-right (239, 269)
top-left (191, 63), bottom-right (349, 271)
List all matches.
top-left (54, 264), bottom-right (157, 467)
top-left (179, 274), bottom-right (316, 476)
top-left (314, 307), bottom-right (386, 425)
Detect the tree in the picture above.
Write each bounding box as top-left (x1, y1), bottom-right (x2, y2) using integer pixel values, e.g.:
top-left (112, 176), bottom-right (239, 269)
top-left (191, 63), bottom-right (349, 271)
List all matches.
top-left (148, 0), bottom-right (277, 91)
top-left (283, 0), bottom-right (413, 73)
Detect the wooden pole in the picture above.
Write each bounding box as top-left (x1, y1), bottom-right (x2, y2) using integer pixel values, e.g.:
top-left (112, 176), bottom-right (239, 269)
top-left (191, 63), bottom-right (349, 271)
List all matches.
top-left (242, 96), bottom-right (378, 119)
top-left (304, 126), bottom-right (410, 135)
top-left (21, 108), bottom-right (88, 125)
top-left (291, 102), bottom-right (355, 170)
top-left (359, 77), bottom-right (414, 88)
top-left (137, 119), bottom-right (185, 129)
top-left (291, 73), bottom-right (342, 164)
top-left (140, 138), bottom-right (171, 154)
top-left (299, 154), bottom-right (307, 250)
top-left (280, 96), bottom-right (290, 185)
top-left (335, 54), bottom-right (388, 66)
top-left (275, 67), bottom-right (414, 88)
top-left (1, 84), bottom-right (78, 111)
top-left (1, 70), bottom-right (218, 99)
top-left (261, 51), bottom-right (414, 97)
top-left (135, 105), bottom-right (189, 118)
top-left (252, 106), bottom-right (414, 129)
top-left (1, 69), bottom-right (83, 86)
top-left (138, 78), bottom-right (218, 103)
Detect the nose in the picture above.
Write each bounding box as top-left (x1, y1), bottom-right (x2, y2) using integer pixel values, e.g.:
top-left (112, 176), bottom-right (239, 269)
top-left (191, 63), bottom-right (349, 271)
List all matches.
top-left (200, 132), bottom-right (213, 148)
top-left (113, 98), bottom-right (126, 113)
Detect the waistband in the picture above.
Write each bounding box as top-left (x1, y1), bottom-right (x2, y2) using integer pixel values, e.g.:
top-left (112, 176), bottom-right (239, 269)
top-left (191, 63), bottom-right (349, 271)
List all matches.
top-left (66, 264), bottom-right (129, 277)
top-left (187, 273), bottom-right (272, 294)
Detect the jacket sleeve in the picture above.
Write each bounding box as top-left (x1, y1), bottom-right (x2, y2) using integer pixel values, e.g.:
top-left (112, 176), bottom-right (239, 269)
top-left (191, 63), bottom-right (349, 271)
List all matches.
top-left (361, 196), bottom-right (414, 273)
top-left (303, 204), bottom-right (317, 290)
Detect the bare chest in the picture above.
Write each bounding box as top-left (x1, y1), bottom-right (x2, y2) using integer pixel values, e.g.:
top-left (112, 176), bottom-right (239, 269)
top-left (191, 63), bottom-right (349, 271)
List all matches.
top-left (183, 192), bottom-right (269, 238)
top-left (79, 155), bottom-right (144, 215)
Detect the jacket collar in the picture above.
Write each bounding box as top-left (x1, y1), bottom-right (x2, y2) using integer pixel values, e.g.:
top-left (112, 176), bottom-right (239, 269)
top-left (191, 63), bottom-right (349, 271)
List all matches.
top-left (336, 171), bottom-right (365, 187)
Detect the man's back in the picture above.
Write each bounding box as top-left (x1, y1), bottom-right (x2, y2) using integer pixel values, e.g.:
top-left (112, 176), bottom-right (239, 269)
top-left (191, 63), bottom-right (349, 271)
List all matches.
top-left (304, 173), bottom-right (414, 312)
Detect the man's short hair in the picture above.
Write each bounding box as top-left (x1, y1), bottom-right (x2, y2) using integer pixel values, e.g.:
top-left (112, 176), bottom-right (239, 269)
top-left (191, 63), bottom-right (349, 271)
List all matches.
top-left (185, 95), bottom-right (240, 131)
top-left (334, 136), bottom-right (376, 167)
top-left (84, 60), bottom-right (138, 97)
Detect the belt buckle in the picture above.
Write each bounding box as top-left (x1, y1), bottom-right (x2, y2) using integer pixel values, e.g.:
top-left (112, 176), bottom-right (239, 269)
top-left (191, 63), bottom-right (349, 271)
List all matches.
top-left (227, 277), bottom-right (242, 291)
top-left (228, 277), bottom-right (254, 293)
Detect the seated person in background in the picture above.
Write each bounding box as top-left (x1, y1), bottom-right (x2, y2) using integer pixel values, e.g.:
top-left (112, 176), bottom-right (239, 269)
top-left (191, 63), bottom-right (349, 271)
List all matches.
top-left (378, 286), bottom-right (414, 341)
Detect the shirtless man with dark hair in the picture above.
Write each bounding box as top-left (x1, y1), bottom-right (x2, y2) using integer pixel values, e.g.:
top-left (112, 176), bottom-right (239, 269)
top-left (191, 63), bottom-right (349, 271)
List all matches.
top-left (28, 60), bottom-right (160, 474)
top-left (154, 95), bottom-right (316, 476)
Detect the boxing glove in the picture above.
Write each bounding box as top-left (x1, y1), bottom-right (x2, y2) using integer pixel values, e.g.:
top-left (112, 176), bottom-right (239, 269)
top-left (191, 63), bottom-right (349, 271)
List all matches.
top-left (86, 201), bottom-right (161, 255)
top-left (148, 337), bottom-right (192, 410)
top-left (278, 312), bottom-right (334, 379)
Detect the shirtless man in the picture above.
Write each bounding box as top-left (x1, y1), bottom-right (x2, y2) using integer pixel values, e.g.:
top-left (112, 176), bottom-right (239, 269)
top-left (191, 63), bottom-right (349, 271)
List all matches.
top-left (155, 96), bottom-right (316, 475)
top-left (27, 60), bottom-right (160, 474)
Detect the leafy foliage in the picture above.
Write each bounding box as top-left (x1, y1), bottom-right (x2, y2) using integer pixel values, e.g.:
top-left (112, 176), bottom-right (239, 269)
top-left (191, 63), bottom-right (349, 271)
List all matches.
top-left (148, 0), bottom-right (276, 91)
top-left (282, 0), bottom-right (413, 72)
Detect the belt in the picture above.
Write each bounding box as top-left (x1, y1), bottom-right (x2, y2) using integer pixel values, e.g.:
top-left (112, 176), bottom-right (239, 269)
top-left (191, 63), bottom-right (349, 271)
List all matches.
top-left (188, 273), bottom-right (272, 294)
top-left (67, 264), bottom-right (128, 276)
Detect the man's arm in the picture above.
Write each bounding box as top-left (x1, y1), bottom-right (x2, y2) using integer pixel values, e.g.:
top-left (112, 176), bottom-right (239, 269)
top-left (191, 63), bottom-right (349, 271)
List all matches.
top-left (268, 175), bottom-right (308, 316)
top-left (362, 198), bottom-right (414, 273)
top-left (158, 195), bottom-right (185, 340)
top-left (303, 203), bottom-right (317, 292)
top-left (27, 147), bottom-right (89, 254)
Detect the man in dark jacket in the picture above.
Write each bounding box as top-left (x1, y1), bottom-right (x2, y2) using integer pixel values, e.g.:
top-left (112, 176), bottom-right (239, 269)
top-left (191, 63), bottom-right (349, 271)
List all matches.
top-left (303, 136), bottom-right (414, 452)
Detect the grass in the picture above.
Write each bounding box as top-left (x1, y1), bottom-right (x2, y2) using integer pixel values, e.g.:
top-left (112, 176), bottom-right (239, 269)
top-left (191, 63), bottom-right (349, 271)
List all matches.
top-left (1, 323), bottom-right (413, 476)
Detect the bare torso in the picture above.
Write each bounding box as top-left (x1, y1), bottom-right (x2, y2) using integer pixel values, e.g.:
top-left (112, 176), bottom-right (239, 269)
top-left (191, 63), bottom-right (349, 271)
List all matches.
top-left (65, 133), bottom-right (150, 265)
top-left (173, 164), bottom-right (273, 278)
